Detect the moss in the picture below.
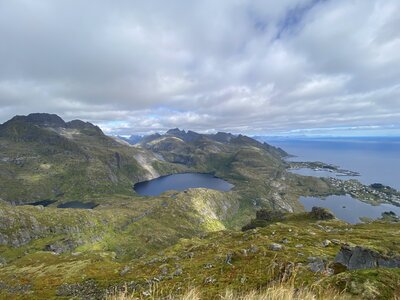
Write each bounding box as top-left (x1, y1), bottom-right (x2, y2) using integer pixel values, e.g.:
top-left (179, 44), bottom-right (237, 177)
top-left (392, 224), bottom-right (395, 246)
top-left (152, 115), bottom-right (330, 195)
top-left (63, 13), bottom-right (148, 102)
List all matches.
top-left (1, 212), bottom-right (399, 299)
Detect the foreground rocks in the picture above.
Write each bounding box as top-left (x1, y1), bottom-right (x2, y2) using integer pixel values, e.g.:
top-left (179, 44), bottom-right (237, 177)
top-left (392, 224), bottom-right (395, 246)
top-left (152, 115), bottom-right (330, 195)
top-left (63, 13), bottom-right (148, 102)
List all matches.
top-left (334, 245), bottom-right (400, 270)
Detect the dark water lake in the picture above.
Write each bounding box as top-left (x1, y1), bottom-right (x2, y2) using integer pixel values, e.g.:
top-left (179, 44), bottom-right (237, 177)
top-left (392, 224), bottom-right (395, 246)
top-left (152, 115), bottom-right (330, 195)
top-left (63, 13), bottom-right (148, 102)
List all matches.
top-left (134, 173), bottom-right (234, 196)
top-left (27, 200), bottom-right (56, 207)
top-left (57, 201), bottom-right (98, 209)
top-left (300, 194), bottom-right (400, 224)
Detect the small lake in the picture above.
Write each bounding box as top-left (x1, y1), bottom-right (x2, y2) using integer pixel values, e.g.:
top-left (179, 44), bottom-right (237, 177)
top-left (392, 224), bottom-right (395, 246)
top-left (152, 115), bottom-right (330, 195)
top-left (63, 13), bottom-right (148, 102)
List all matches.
top-left (26, 200), bottom-right (56, 207)
top-left (57, 201), bottom-right (98, 209)
top-left (300, 194), bottom-right (400, 224)
top-left (134, 173), bottom-right (234, 196)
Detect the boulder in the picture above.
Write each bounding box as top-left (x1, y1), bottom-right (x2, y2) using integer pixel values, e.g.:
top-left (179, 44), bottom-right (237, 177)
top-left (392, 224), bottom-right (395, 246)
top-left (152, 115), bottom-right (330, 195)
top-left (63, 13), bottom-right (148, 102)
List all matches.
top-left (334, 245), bottom-right (400, 270)
top-left (322, 240), bottom-right (331, 247)
top-left (308, 258), bottom-right (325, 273)
top-left (269, 243), bottom-right (284, 251)
top-left (309, 207), bottom-right (335, 220)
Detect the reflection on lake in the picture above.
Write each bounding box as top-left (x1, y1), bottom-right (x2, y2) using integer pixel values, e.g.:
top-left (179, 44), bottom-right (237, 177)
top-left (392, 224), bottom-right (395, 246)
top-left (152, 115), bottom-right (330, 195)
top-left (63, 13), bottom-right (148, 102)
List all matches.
top-left (26, 200), bottom-right (56, 207)
top-left (134, 173), bottom-right (234, 196)
top-left (57, 201), bottom-right (98, 209)
top-left (300, 194), bottom-right (400, 224)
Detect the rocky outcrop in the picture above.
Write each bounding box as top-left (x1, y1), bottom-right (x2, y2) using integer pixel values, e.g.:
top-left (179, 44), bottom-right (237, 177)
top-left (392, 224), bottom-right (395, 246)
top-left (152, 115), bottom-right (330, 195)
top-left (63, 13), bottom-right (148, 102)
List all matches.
top-left (309, 206), bottom-right (335, 220)
top-left (334, 245), bottom-right (400, 270)
top-left (242, 209), bottom-right (286, 231)
top-left (256, 209), bottom-right (285, 222)
top-left (44, 239), bottom-right (80, 254)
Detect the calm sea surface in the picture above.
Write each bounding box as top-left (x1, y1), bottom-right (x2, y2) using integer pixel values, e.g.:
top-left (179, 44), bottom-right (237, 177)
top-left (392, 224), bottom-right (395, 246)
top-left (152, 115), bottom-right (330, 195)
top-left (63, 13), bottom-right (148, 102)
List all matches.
top-left (268, 137), bottom-right (400, 190)
top-left (265, 137), bottom-right (400, 223)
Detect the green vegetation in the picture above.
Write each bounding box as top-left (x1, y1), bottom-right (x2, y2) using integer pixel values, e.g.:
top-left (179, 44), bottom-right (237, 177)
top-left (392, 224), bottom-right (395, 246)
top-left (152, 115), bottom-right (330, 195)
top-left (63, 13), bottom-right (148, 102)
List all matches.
top-left (1, 210), bottom-right (399, 299)
top-left (0, 114), bottom-right (399, 299)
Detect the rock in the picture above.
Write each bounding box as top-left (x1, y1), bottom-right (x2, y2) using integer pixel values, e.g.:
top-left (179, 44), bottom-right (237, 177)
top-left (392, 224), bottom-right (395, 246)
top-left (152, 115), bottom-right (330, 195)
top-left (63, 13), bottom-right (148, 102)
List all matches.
top-left (322, 240), bottom-right (331, 247)
top-left (0, 281), bottom-right (31, 294)
top-left (280, 238), bottom-right (289, 244)
top-left (44, 239), bottom-right (77, 254)
top-left (331, 239), bottom-right (341, 245)
top-left (225, 252), bottom-right (233, 265)
top-left (309, 207), bottom-right (335, 220)
top-left (203, 263), bottom-right (214, 269)
top-left (142, 291), bottom-right (151, 297)
top-left (56, 279), bottom-right (102, 299)
top-left (308, 259), bottom-right (325, 273)
top-left (119, 266), bottom-right (130, 276)
top-left (334, 245), bottom-right (400, 270)
top-left (256, 209), bottom-right (285, 222)
top-left (249, 244), bottom-right (259, 253)
top-left (204, 276), bottom-right (216, 284)
top-left (295, 244), bottom-right (304, 248)
top-left (269, 243), bottom-right (284, 251)
top-left (185, 252), bottom-right (194, 259)
top-left (173, 268), bottom-right (183, 276)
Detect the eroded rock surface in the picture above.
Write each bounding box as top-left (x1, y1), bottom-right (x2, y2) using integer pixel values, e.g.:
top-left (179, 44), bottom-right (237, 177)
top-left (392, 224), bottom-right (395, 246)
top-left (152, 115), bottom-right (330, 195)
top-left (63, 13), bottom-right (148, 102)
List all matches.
top-left (334, 245), bottom-right (400, 270)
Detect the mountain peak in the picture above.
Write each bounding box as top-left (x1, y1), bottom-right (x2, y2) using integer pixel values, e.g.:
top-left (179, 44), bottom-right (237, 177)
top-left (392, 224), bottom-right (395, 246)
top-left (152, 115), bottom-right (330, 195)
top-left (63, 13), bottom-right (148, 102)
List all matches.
top-left (5, 113), bottom-right (66, 128)
top-left (66, 120), bottom-right (104, 136)
top-left (166, 128), bottom-right (185, 135)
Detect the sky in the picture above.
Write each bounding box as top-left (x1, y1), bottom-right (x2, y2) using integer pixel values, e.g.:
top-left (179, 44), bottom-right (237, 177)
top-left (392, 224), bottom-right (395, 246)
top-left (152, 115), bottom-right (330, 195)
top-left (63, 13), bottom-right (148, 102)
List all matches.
top-left (0, 0), bottom-right (399, 136)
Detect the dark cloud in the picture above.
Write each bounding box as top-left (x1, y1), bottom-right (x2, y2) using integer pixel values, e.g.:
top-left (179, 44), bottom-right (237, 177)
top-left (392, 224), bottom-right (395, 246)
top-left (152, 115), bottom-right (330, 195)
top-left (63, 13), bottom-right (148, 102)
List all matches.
top-left (0, 0), bottom-right (399, 135)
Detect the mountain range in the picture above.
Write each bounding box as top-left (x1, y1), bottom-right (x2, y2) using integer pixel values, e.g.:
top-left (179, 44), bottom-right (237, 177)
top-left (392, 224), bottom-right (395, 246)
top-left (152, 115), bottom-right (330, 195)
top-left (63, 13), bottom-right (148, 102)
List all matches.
top-left (0, 113), bottom-right (399, 299)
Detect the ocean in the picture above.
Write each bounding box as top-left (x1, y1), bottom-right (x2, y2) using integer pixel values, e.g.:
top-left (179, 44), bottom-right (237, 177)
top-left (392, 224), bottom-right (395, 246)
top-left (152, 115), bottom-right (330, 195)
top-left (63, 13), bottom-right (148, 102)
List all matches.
top-left (266, 137), bottom-right (400, 190)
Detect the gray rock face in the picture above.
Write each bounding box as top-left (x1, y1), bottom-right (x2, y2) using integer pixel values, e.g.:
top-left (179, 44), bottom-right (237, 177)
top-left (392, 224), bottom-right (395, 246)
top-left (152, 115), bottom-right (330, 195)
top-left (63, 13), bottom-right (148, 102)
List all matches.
top-left (334, 245), bottom-right (400, 270)
top-left (322, 240), bottom-right (331, 247)
top-left (308, 259), bottom-right (325, 273)
top-left (269, 243), bottom-right (284, 251)
top-left (44, 239), bottom-right (77, 254)
top-left (309, 207), bottom-right (335, 220)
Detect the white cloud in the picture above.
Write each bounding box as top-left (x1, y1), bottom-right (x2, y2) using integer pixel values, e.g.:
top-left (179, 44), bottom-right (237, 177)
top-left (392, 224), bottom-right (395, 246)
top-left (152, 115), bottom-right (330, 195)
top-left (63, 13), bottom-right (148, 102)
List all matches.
top-left (0, 0), bottom-right (399, 135)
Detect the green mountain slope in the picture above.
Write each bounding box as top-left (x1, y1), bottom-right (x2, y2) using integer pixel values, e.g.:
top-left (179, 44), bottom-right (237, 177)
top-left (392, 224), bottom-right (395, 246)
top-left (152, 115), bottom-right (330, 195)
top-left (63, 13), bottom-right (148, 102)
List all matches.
top-left (0, 114), bottom-right (180, 203)
top-left (1, 114), bottom-right (389, 299)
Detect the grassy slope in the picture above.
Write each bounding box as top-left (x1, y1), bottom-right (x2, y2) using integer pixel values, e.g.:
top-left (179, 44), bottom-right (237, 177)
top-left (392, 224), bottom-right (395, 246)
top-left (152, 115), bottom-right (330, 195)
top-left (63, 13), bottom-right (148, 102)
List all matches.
top-left (0, 120), bottom-right (186, 203)
top-left (1, 119), bottom-right (392, 299)
top-left (1, 213), bottom-right (399, 299)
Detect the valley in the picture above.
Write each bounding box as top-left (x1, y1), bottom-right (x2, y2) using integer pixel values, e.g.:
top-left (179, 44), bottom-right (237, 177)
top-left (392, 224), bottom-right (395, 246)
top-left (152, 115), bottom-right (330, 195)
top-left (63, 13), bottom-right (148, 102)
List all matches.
top-left (0, 114), bottom-right (399, 299)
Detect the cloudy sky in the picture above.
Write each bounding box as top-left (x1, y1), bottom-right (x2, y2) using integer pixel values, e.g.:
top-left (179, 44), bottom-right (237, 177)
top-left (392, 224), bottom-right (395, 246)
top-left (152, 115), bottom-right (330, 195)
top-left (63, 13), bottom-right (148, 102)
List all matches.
top-left (0, 0), bottom-right (399, 136)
